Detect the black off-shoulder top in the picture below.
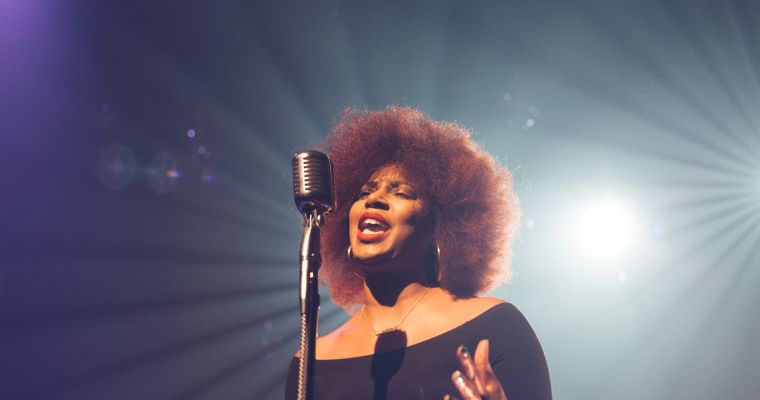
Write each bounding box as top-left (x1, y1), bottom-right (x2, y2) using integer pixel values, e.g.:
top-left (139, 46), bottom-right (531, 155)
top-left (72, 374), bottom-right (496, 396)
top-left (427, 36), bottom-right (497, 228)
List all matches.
top-left (285, 302), bottom-right (552, 400)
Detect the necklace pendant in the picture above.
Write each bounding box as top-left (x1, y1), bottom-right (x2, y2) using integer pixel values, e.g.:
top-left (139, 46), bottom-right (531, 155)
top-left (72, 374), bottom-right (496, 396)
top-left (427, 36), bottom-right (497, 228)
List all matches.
top-left (375, 327), bottom-right (398, 336)
top-left (362, 287), bottom-right (431, 337)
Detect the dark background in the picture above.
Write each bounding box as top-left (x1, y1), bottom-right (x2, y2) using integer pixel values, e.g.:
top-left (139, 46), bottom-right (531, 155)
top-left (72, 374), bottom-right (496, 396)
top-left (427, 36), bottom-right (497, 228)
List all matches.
top-left (2, 0), bottom-right (759, 399)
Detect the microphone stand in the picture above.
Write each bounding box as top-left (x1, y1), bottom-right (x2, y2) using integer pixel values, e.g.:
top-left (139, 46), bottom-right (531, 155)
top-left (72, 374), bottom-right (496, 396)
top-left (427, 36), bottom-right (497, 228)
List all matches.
top-left (297, 209), bottom-right (322, 400)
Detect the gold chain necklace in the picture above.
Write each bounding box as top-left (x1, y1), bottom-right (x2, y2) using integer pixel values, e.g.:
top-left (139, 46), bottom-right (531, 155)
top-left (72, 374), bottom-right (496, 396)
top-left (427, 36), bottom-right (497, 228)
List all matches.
top-left (361, 288), bottom-right (431, 336)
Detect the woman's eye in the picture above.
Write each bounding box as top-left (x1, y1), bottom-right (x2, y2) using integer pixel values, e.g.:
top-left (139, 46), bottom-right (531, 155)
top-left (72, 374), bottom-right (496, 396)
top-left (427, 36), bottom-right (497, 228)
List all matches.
top-left (395, 192), bottom-right (413, 199)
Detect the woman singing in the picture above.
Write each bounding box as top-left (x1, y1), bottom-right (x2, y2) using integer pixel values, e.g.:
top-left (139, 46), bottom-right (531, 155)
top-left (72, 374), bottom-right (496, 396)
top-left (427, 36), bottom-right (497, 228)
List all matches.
top-left (285, 107), bottom-right (551, 400)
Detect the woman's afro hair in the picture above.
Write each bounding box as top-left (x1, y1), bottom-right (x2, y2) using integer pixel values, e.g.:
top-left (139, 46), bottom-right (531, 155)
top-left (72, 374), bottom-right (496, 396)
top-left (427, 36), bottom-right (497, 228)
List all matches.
top-left (318, 106), bottom-right (520, 311)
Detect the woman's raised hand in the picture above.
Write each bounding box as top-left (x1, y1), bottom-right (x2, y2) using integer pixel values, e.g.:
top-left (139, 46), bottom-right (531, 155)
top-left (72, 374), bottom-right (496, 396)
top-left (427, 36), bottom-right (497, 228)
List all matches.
top-left (444, 339), bottom-right (508, 400)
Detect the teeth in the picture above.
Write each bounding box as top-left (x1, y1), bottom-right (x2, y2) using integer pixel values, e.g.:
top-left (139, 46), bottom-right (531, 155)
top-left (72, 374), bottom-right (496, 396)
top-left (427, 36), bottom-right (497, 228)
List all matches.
top-left (360, 217), bottom-right (387, 229)
top-left (360, 216), bottom-right (388, 233)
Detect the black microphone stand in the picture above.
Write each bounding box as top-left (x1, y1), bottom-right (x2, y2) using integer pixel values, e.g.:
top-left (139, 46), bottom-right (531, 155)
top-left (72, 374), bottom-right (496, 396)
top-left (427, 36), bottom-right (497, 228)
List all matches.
top-left (297, 209), bottom-right (322, 400)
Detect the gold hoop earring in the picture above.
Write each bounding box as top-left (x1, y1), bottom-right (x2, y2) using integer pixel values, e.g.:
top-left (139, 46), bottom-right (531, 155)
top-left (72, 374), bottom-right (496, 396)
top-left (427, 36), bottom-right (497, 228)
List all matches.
top-left (347, 246), bottom-right (364, 280)
top-left (435, 241), bottom-right (442, 282)
top-left (424, 241), bottom-right (442, 285)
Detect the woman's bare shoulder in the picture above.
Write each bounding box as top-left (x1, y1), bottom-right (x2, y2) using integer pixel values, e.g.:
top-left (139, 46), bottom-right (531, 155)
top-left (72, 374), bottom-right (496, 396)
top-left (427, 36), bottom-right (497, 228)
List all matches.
top-left (449, 295), bottom-right (506, 315)
top-left (294, 313), bottom-right (364, 358)
top-left (318, 316), bottom-right (359, 344)
top-left (414, 291), bottom-right (505, 334)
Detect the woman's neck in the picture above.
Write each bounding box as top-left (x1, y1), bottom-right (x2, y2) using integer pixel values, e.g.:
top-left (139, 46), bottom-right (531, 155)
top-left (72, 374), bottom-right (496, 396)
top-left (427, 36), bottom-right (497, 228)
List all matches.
top-left (359, 268), bottom-right (435, 331)
top-left (358, 247), bottom-right (435, 304)
top-left (363, 276), bottom-right (429, 307)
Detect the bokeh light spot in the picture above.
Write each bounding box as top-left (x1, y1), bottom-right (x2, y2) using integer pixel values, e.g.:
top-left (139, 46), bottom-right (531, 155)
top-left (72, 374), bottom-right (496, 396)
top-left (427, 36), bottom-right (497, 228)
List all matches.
top-left (95, 143), bottom-right (137, 192)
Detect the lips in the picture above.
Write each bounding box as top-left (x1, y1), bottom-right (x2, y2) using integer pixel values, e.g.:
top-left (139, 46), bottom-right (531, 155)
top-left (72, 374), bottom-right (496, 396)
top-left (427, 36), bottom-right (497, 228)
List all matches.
top-left (357, 211), bottom-right (390, 242)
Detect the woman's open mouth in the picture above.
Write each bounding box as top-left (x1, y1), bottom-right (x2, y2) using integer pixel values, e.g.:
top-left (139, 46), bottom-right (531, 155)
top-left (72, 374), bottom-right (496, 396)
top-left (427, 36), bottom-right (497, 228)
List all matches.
top-left (357, 212), bottom-right (390, 242)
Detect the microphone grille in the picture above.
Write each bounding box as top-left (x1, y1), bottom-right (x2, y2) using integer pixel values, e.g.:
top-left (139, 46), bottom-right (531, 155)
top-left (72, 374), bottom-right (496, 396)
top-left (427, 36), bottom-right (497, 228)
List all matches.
top-left (292, 150), bottom-right (334, 214)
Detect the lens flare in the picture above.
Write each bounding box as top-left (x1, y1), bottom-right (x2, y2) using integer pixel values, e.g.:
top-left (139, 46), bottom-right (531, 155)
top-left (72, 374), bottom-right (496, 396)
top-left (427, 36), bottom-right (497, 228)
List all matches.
top-left (147, 150), bottom-right (178, 194)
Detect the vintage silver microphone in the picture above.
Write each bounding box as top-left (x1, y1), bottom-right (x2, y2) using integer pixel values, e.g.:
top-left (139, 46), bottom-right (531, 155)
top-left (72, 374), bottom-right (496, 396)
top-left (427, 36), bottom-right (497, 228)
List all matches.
top-left (293, 150), bottom-right (334, 217)
top-left (292, 150), bottom-right (334, 400)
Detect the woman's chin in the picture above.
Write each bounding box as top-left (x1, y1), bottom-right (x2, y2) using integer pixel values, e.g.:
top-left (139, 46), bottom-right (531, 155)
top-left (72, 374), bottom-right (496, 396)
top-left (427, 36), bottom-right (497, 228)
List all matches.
top-left (354, 251), bottom-right (392, 265)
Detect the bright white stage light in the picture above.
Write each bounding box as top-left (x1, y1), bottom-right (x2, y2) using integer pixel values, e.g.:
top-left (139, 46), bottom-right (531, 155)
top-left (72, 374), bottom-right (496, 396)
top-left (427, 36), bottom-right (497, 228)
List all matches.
top-left (573, 198), bottom-right (641, 260)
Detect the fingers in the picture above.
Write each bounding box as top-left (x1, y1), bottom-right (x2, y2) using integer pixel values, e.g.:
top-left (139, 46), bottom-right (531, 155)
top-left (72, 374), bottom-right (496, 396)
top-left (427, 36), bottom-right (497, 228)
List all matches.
top-left (473, 339), bottom-right (491, 386)
top-left (473, 339), bottom-right (508, 400)
top-left (456, 345), bottom-right (486, 394)
top-left (450, 370), bottom-right (481, 400)
top-left (448, 339), bottom-right (507, 400)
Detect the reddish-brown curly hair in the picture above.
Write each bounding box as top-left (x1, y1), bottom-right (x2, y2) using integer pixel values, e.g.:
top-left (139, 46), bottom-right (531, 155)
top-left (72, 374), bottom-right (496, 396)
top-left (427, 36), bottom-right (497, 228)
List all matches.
top-left (319, 106), bottom-right (520, 310)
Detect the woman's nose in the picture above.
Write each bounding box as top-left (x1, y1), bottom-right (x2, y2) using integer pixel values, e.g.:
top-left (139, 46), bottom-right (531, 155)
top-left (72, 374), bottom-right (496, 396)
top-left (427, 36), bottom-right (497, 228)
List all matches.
top-left (364, 190), bottom-right (389, 210)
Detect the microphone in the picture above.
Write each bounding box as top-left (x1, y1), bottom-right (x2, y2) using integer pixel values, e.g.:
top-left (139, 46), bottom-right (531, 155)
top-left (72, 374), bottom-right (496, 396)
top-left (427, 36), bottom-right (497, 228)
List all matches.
top-left (291, 150), bottom-right (334, 400)
top-left (292, 150), bottom-right (335, 216)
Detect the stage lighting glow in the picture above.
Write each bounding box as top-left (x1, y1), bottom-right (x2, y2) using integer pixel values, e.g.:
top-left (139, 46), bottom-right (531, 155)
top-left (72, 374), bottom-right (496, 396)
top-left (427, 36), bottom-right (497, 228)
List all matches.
top-left (187, 128), bottom-right (196, 138)
top-left (573, 198), bottom-right (641, 261)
